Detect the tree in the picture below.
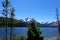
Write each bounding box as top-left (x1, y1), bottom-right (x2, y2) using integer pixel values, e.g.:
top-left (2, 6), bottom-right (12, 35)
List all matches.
top-left (2, 0), bottom-right (15, 40)
top-left (2, 0), bottom-right (11, 40)
top-left (27, 19), bottom-right (43, 40)
top-left (10, 7), bottom-right (15, 40)
top-left (56, 8), bottom-right (60, 40)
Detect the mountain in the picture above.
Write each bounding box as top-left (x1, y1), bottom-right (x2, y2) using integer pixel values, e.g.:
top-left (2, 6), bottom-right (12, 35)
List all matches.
top-left (24, 18), bottom-right (32, 23)
top-left (19, 18), bottom-right (49, 27)
top-left (24, 18), bottom-right (60, 27)
top-left (0, 17), bottom-right (59, 27)
top-left (17, 18), bottom-right (41, 27)
top-left (16, 18), bottom-right (59, 27)
top-left (48, 21), bottom-right (60, 27)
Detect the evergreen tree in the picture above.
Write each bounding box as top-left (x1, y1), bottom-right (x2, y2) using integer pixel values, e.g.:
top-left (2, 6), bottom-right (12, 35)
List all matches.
top-left (2, 0), bottom-right (11, 40)
top-left (2, 0), bottom-right (15, 40)
top-left (10, 7), bottom-right (15, 40)
top-left (27, 19), bottom-right (43, 40)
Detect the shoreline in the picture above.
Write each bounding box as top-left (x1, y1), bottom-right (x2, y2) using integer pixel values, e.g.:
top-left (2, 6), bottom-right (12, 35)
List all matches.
top-left (44, 37), bottom-right (58, 40)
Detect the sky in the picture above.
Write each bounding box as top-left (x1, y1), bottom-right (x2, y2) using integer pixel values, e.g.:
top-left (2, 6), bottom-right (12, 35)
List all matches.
top-left (0, 0), bottom-right (60, 23)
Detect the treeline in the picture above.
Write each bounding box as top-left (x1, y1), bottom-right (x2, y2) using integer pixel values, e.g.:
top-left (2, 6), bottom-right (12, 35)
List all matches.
top-left (0, 17), bottom-right (27, 27)
top-left (0, 17), bottom-right (57, 27)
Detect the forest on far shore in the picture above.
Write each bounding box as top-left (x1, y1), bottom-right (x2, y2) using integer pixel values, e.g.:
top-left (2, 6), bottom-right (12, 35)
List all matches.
top-left (0, 17), bottom-right (57, 27)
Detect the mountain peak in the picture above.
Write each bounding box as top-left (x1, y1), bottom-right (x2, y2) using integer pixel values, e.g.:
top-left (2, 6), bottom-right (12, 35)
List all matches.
top-left (24, 18), bottom-right (32, 22)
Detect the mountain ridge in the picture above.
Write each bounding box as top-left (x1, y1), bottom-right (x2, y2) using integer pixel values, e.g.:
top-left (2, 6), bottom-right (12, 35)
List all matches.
top-left (0, 17), bottom-right (59, 27)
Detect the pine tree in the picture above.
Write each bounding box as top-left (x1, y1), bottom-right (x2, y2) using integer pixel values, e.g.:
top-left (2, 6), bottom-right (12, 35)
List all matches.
top-left (2, 0), bottom-right (11, 40)
top-left (2, 0), bottom-right (15, 40)
top-left (27, 19), bottom-right (43, 40)
top-left (10, 7), bottom-right (15, 40)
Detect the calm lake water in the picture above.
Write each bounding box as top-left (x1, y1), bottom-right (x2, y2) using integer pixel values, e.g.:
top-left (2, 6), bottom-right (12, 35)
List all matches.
top-left (0, 27), bottom-right (59, 37)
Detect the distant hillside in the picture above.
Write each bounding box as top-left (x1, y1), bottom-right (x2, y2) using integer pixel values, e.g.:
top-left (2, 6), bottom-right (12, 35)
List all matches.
top-left (14, 18), bottom-right (59, 27)
top-left (0, 17), bottom-right (18, 27)
top-left (48, 21), bottom-right (60, 27)
top-left (0, 17), bottom-right (59, 27)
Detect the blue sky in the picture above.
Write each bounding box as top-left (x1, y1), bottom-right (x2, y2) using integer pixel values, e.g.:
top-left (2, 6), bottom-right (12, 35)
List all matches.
top-left (0, 0), bottom-right (60, 23)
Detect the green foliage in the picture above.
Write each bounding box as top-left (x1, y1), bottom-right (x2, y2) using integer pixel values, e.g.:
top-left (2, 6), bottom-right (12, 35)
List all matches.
top-left (27, 19), bottom-right (44, 40)
top-left (0, 17), bottom-right (19, 27)
top-left (0, 17), bottom-right (27, 27)
top-left (15, 35), bottom-right (27, 40)
top-left (0, 35), bottom-right (27, 40)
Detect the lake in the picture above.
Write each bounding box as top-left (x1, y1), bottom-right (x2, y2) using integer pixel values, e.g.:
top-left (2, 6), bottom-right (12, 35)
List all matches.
top-left (0, 27), bottom-right (59, 38)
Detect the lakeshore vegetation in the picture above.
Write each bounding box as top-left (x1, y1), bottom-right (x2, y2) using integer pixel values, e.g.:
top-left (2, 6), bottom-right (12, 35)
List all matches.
top-left (0, 19), bottom-right (44, 40)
